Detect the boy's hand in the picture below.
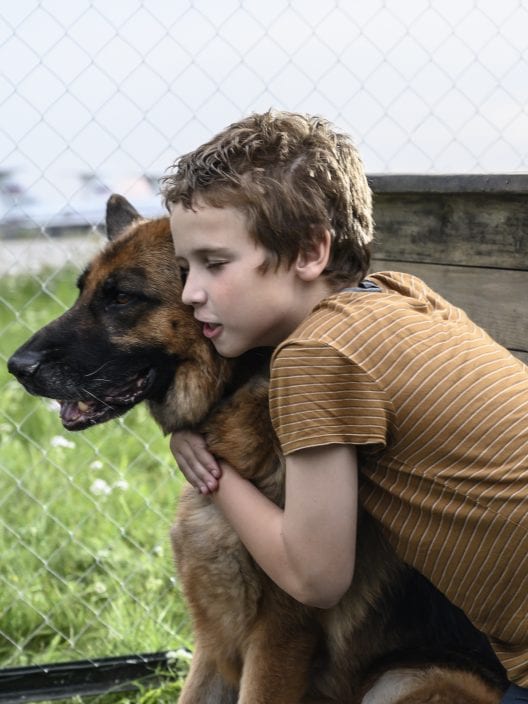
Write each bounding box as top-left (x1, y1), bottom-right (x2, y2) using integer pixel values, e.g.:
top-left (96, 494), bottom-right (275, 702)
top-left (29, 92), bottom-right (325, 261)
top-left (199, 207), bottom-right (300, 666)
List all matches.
top-left (169, 430), bottom-right (221, 494)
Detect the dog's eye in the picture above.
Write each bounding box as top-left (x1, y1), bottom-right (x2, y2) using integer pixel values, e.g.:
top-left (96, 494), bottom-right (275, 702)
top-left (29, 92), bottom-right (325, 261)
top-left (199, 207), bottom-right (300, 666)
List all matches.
top-left (115, 292), bottom-right (132, 305)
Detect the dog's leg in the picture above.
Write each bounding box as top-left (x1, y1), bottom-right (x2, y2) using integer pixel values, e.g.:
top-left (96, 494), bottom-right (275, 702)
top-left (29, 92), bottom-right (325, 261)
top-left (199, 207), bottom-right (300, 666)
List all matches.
top-left (178, 647), bottom-right (237, 704)
top-left (361, 668), bottom-right (503, 704)
top-left (237, 615), bottom-right (318, 704)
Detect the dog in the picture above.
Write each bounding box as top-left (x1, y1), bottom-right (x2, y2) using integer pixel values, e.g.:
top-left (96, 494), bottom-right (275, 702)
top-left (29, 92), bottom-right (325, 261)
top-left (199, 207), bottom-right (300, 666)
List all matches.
top-left (8, 195), bottom-right (508, 703)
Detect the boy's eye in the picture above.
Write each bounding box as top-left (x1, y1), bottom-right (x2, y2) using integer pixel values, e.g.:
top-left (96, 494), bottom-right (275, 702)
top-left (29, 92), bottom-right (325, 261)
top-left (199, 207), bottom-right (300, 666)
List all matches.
top-left (206, 261), bottom-right (226, 270)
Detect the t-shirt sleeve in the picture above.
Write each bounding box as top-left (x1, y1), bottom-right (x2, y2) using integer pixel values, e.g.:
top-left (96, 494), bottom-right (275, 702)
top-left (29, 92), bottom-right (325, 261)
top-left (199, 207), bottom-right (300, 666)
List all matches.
top-left (269, 341), bottom-right (392, 456)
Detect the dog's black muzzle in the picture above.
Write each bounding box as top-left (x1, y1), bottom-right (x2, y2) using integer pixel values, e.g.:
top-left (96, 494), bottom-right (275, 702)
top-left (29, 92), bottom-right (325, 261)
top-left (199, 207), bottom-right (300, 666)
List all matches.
top-left (7, 348), bottom-right (43, 385)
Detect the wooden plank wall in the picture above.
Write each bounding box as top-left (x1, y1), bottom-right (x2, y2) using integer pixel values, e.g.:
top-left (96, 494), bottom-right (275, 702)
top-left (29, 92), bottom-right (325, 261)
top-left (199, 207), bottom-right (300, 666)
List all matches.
top-left (368, 175), bottom-right (528, 365)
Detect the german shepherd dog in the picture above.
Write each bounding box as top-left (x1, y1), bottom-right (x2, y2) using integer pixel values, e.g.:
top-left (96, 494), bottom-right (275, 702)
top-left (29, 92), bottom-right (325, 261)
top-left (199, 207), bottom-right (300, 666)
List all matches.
top-left (8, 195), bottom-right (507, 704)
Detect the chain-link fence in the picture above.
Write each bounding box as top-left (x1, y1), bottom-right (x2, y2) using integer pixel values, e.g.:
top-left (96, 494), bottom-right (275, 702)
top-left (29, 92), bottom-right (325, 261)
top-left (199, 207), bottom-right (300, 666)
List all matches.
top-left (1, 0), bottom-right (528, 699)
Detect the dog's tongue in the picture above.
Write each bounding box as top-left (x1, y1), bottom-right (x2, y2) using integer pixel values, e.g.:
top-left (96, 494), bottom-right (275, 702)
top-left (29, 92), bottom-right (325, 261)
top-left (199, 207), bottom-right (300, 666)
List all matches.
top-left (60, 400), bottom-right (90, 425)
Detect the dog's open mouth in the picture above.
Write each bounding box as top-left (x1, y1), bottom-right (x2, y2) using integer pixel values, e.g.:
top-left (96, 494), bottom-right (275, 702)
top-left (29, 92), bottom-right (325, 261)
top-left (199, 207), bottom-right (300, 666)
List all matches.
top-left (59, 369), bottom-right (156, 431)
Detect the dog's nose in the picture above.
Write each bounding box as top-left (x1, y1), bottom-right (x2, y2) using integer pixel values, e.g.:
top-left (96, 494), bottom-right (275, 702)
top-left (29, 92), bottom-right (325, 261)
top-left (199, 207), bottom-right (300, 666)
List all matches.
top-left (7, 349), bottom-right (42, 380)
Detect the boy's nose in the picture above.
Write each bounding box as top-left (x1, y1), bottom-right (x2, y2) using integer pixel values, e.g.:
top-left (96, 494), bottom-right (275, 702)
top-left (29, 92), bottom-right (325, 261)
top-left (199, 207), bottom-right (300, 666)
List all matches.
top-left (181, 277), bottom-right (206, 307)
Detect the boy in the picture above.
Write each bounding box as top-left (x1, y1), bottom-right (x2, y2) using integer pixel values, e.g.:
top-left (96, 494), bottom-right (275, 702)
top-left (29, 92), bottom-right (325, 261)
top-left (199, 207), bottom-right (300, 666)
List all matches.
top-left (161, 110), bottom-right (528, 701)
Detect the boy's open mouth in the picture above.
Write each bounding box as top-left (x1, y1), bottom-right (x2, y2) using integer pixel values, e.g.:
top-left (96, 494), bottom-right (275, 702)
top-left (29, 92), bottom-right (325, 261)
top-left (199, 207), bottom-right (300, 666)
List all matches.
top-left (203, 322), bottom-right (222, 339)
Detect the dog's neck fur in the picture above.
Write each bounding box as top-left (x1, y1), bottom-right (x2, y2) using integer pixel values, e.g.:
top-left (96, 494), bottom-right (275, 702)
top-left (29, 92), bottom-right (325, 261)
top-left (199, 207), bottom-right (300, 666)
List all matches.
top-left (147, 348), bottom-right (271, 435)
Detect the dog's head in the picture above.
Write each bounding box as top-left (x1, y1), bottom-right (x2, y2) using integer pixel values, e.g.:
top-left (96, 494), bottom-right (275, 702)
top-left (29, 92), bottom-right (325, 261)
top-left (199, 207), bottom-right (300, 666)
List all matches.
top-left (7, 194), bottom-right (233, 433)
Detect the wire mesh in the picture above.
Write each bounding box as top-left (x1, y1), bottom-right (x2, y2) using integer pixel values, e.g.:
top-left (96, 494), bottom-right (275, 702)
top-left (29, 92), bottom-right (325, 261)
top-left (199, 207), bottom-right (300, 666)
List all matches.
top-left (1, 0), bottom-right (528, 697)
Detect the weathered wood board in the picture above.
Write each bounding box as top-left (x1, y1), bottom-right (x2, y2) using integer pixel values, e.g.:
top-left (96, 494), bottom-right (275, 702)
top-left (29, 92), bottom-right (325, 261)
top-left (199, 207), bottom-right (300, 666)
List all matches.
top-left (369, 175), bottom-right (528, 364)
top-left (371, 259), bottom-right (527, 364)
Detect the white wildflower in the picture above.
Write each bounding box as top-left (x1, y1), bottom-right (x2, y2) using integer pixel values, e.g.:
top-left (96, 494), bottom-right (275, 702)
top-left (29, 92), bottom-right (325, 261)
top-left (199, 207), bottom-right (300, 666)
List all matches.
top-left (113, 479), bottom-right (129, 491)
top-left (167, 649), bottom-right (192, 664)
top-left (51, 435), bottom-right (76, 449)
top-left (90, 460), bottom-right (103, 471)
top-left (90, 478), bottom-right (112, 496)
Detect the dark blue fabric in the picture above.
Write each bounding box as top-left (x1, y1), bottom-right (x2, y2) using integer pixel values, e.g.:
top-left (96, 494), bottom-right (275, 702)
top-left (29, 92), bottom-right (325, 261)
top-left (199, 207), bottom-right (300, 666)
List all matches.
top-left (342, 279), bottom-right (382, 293)
top-left (501, 684), bottom-right (528, 703)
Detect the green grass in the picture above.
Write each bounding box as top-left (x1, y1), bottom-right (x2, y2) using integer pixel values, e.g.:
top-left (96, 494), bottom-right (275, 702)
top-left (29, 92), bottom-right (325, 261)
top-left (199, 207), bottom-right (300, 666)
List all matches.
top-left (0, 267), bottom-right (193, 700)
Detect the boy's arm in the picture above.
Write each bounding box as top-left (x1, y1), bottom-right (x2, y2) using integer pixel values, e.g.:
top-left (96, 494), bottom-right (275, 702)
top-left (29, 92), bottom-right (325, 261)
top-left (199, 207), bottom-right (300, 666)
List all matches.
top-left (211, 443), bottom-right (358, 608)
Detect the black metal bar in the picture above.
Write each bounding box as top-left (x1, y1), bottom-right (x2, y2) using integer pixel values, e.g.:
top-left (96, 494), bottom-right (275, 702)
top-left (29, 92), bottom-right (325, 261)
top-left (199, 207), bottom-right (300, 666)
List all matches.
top-left (0, 651), bottom-right (179, 703)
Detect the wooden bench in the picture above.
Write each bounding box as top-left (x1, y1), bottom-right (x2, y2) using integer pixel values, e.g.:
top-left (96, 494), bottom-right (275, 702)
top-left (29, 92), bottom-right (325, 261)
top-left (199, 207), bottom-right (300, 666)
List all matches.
top-left (369, 174), bottom-right (528, 365)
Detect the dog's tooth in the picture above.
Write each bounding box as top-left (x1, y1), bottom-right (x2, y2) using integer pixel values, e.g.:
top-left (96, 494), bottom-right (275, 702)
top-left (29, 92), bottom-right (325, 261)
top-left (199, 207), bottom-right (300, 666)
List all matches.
top-left (78, 401), bottom-right (90, 411)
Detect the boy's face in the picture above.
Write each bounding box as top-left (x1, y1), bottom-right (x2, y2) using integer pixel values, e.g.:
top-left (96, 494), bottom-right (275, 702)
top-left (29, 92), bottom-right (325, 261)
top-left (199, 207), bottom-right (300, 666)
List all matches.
top-left (170, 201), bottom-right (315, 357)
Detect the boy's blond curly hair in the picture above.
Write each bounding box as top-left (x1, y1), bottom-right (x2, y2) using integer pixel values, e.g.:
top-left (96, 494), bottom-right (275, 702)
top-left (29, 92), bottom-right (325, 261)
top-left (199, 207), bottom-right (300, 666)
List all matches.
top-left (161, 110), bottom-right (373, 287)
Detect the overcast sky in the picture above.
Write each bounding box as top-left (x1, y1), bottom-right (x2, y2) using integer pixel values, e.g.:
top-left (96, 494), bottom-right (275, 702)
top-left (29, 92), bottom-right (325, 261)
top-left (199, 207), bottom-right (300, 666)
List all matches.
top-left (1, 0), bottom-right (528, 213)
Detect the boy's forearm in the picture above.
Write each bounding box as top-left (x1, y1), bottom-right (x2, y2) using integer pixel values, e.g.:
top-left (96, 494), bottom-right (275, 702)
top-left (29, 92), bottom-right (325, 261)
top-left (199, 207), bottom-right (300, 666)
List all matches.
top-left (210, 465), bottom-right (299, 596)
top-left (210, 454), bottom-right (357, 608)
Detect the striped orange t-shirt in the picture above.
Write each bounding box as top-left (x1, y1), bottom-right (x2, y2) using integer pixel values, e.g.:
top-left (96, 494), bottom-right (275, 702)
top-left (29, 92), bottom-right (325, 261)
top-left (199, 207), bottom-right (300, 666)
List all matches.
top-left (269, 271), bottom-right (528, 685)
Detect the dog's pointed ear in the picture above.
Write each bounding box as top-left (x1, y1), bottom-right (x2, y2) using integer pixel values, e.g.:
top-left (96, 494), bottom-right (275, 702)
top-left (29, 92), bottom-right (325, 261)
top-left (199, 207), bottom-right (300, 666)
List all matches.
top-left (105, 194), bottom-right (142, 241)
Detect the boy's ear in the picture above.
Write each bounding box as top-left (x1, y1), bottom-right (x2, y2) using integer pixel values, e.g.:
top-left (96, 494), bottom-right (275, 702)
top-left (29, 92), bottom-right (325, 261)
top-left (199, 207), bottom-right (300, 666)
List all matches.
top-left (294, 227), bottom-right (332, 281)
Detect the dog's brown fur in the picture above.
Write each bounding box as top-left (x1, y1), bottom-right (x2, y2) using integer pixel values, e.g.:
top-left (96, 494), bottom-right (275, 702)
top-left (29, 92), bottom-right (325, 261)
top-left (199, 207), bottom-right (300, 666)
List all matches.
top-left (359, 668), bottom-right (503, 704)
top-left (8, 195), bottom-right (507, 704)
